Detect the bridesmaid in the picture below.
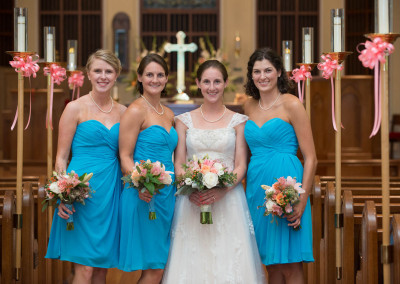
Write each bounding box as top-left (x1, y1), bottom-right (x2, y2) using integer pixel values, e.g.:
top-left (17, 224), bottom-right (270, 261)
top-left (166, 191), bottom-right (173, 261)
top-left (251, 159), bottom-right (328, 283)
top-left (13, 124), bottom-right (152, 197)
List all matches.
top-left (118, 53), bottom-right (177, 283)
top-left (244, 47), bottom-right (317, 284)
top-left (45, 49), bottom-right (126, 283)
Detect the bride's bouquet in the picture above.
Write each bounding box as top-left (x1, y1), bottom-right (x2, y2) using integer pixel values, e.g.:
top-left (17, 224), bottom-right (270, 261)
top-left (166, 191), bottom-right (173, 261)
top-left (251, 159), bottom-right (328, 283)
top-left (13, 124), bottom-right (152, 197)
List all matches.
top-left (259, 176), bottom-right (304, 230)
top-left (175, 155), bottom-right (237, 224)
top-left (122, 160), bottom-right (173, 220)
top-left (42, 171), bottom-right (93, 230)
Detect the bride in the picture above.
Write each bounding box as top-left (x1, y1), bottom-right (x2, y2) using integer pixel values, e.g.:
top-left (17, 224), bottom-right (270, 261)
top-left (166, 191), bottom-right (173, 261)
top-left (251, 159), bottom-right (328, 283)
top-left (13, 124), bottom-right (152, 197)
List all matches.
top-left (162, 60), bottom-right (266, 283)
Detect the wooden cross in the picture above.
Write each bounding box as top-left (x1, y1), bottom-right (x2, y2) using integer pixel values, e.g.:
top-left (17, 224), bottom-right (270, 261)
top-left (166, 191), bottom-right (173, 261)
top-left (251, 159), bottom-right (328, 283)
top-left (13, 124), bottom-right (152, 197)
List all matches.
top-left (164, 31), bottom-right (197, 93)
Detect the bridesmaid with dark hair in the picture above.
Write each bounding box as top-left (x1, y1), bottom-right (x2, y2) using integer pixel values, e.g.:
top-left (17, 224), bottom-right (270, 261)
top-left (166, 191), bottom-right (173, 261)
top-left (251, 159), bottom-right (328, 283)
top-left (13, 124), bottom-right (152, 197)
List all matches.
top-left (118, 53), bottom-right (178, 284)
top-left (244, 47), bottom-right (317, 284)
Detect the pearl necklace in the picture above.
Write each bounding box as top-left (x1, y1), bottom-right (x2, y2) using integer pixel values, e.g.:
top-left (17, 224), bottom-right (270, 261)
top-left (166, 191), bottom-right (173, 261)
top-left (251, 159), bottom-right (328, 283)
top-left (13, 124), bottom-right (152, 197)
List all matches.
top-left (259, 93), bottom-right (281, 111)
top-left (141, 95), bottom-right (164, 115)
top-left (200, 104), bottom-right (227, 123)
top-left (90, 91), bottom-right (113, 113)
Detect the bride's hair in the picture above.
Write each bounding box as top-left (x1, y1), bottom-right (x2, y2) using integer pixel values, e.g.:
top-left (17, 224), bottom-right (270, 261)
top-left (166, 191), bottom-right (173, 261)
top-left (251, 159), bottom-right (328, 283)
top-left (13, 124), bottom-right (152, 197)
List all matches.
top-left (244, 47), bottom-right (293, 100)
top-left (136, 53), bottom-right (169, 96)
top-left (196, 60), bottom-right (228, 96)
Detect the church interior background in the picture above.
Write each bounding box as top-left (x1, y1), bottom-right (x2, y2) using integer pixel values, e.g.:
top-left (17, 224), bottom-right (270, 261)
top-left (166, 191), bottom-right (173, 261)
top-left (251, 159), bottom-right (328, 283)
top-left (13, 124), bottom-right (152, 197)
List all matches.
top-left (1, 0), bottom-right (399, 176)
top-left (1, 0), bottom-right (400, 283)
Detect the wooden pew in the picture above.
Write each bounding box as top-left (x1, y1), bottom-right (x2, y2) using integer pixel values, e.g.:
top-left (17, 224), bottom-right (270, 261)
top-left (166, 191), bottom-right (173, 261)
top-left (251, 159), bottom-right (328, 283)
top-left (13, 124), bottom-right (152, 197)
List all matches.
top-left (392, 214), bottom-right (400, 284)
top-left (320, 181), bottom-right (336, 284)
top-left (308, 175), bottom-right (322, 284)
top-left (356, 201), bottom-right (378, 284)
top-left (1, 190), bottom-right (15, 284)
top-left (342, 190), bottom-right (355, 284)
top-left (37, 176), bottom-right (50, 284)
top-left (22, 182), bottom-right (34, 284)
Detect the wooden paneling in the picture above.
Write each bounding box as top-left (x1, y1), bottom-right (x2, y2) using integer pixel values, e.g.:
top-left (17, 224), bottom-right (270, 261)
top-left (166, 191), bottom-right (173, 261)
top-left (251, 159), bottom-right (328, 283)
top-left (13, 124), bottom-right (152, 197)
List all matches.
top-left (39, 0), bottom-right (102, 66)
top-left (0, 2), bottom-right (13, 66)
top-left (310, 76), bottom-right (380, 171)
top-left (257, 0), bottom-right (319, 69)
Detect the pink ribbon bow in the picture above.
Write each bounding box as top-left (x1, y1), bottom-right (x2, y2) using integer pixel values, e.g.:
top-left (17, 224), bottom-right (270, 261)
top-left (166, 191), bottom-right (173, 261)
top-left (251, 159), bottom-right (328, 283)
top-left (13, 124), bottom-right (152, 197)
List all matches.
top-left (9, 55), bottom-right (40, 130)
top-left (317, 55), bottom-right (344, 131)
top-left (68, 71), bottom-right (85, 100)
top-left (357, 37), bottom-right (395, 138)
top-left (43, 64), bottom-right (67, 129)
top-left (290, 65), bottom-right (312, 103)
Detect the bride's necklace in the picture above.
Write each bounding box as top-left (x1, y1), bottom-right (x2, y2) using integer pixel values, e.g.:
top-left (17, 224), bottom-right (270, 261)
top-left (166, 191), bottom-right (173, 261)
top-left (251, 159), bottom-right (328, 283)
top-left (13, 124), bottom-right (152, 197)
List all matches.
top-left (141, 95), bottom-right (164, 115)
top-left (90, 91), bottom-right (113, 113)
top-left (259, 93), bottom-right (281, 111)
top-left (200, 104), bottom-right (227, 123)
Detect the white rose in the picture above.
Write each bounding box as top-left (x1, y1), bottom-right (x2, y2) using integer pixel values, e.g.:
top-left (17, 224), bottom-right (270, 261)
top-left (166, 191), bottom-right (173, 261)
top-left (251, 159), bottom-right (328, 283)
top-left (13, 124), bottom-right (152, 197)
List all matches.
top-left (213, 162), bottom-right (223, 171)
top-left (266, 200), bottom-right (275, 212)
top-left (217, 169), bottom-right (224, 176)
top-left (185, 178), bottom-right (193, 185)
top-left (49, 182), bottom-right (60, 194)
top-left (202, 172), bottom-right (219, 189)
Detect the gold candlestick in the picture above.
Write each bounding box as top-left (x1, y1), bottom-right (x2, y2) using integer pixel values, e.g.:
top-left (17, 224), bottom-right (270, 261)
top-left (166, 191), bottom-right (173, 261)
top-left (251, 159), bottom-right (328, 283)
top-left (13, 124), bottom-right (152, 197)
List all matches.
top-left (6, 50), bottom-right (37, 281)
top-left (323, 51), bottom-right (352, 280)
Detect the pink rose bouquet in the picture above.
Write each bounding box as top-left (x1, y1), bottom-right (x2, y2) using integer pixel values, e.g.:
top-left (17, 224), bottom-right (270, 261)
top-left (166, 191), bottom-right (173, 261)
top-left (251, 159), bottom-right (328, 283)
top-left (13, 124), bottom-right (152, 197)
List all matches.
top-left (260, 176), bottom-right (304, 230)
top-left (175, 155), bottom-right (237, 224)
top-left (42, 171), bottom-right (93, 230)
top-left (122, 159), bottom-right (173, 220)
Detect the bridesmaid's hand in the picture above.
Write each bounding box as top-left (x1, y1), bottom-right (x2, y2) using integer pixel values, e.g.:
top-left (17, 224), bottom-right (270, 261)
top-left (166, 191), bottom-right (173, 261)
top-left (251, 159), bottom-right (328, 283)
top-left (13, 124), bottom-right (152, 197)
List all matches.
top-left (200, 188), bottom-right (227, 205)
top-left (286, 196), bottom-right (307, 229)
top-left (189, 191), bottom-right (202, 206)
top-left (138, 190), bottom-right (152, 203)
top-left (57, 203), bottom-right (75, 220)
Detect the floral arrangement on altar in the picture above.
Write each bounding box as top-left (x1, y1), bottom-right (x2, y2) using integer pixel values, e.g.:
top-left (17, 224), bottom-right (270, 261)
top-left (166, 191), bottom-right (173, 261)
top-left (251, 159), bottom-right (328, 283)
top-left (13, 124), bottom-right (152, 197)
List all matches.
top-left (123, 37), bottom-right (174, 97)
top-left (259, 176), bottom-right (304, 230)
top-left (189, 37), bottom-right (238, 95)
top-left (175, 154), bottom-right (237, 224)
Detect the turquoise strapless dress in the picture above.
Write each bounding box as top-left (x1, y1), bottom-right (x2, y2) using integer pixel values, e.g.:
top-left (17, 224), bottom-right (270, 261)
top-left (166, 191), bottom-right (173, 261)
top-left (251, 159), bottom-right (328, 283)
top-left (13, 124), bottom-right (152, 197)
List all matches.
top-left (118, 125), bottom-right (178, 271)
top-left (244, 118), bottom-right (314, 265)
top-left (45, 120), bottom-right (122, 268)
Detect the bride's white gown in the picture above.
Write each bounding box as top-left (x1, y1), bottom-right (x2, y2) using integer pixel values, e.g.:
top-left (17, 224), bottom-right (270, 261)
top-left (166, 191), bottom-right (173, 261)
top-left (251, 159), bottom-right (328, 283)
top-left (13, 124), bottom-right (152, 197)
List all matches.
top-left (162, 112), bottom-right (266, 284)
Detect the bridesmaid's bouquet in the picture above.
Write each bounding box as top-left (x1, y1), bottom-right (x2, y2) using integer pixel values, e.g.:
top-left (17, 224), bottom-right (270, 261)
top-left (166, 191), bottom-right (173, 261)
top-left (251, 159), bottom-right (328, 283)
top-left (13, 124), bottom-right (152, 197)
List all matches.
top-left (42, 171), bottom-right (94, 230)
top-left (175, 155), bottom-right (237, 224)
top-left (122, 160), bottom-right (173, 220)
top-left (259, 176), bottom-right (304, 230)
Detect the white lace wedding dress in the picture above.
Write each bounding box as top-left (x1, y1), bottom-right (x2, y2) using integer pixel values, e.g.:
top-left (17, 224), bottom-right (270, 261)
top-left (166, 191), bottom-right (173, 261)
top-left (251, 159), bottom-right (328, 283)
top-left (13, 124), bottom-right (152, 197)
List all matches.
top-left (162, 112), bottom-right (266, 284)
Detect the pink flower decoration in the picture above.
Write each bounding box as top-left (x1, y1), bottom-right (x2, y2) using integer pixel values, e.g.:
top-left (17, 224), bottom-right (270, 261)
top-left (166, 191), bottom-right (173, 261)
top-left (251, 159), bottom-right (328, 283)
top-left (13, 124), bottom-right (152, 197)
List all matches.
top-left (43, 64), bottom-right (67, 129)
top-left (357, 37), bottom-right (395, 138)
top-left (358, 37), bottom-right (394, 69)
top-left (68, 71), bottom-right (85, 100)
top-left (317, 55), bottom-right (345, 131)
top-left (44, 64), bottom-right (67, 85)
top-left (8, 55), bottom-right (41, 131)
top-left (317, 54), bottom-right (343, 79)
top-left (9, 55), bottom-right (40, 78)
top-left (290, 65), bottom-right (312, 103)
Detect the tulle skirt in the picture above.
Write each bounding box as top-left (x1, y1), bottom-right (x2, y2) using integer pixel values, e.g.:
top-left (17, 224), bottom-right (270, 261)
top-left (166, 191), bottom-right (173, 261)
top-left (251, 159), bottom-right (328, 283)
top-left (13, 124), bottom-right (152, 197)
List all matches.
top-left (162, 184), bottom-right (266, 284)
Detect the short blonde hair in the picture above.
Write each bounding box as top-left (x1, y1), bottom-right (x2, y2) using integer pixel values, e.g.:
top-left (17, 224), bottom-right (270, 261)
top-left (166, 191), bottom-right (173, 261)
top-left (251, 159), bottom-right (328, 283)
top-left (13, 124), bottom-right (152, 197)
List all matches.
top-left (86, 49), bottom-right (122, 75)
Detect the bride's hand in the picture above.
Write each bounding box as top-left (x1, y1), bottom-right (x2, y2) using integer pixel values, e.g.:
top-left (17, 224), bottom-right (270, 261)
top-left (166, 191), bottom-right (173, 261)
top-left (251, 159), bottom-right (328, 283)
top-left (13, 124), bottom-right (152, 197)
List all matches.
top-left (189, 191), bottom-right (202, 206)
top-left (200, 188), bottom-right (227, 205)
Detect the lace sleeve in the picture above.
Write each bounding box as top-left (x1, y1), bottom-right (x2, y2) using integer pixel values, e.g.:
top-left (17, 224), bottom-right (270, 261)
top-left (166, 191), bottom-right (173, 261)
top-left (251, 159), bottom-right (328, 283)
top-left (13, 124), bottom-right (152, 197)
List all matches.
top-left (175, 112), bottom-right (193, 128)
top-left (228, 113), bottom-right (249, 128)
